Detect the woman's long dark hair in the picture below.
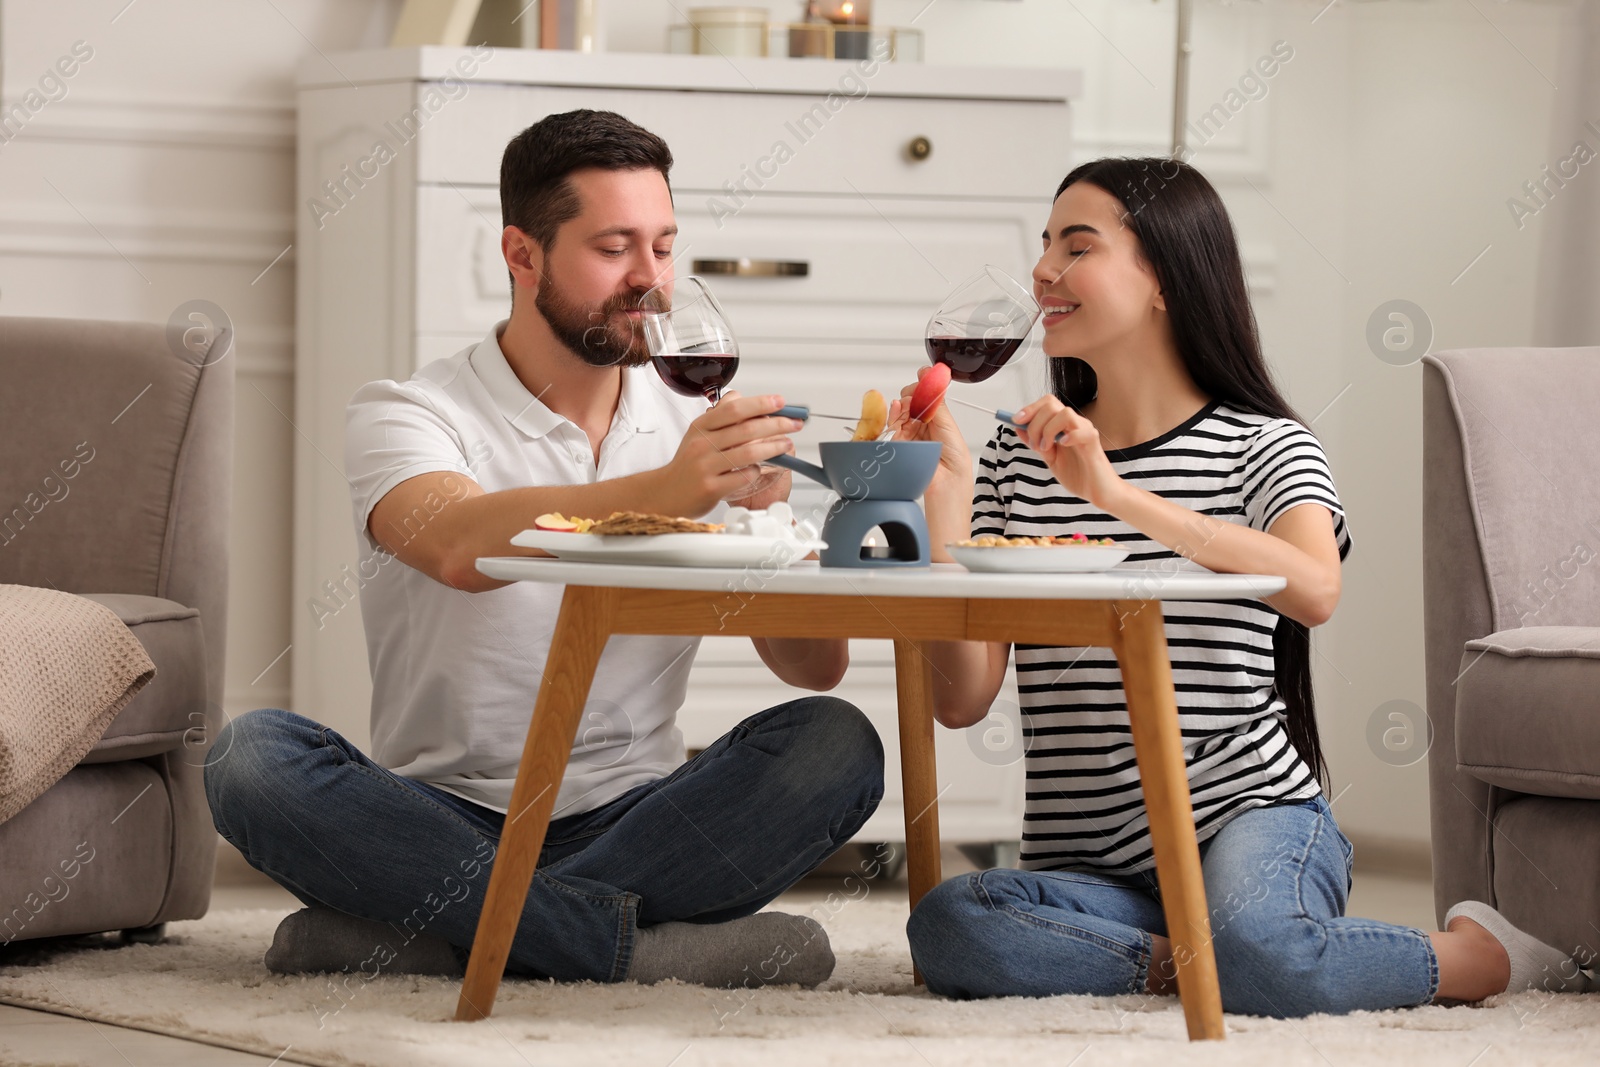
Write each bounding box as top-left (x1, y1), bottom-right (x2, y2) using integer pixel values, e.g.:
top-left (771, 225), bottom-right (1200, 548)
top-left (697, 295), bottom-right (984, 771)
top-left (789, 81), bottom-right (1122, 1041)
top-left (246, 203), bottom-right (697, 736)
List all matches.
top-left (1050, 157), bottom-right (1328, 789)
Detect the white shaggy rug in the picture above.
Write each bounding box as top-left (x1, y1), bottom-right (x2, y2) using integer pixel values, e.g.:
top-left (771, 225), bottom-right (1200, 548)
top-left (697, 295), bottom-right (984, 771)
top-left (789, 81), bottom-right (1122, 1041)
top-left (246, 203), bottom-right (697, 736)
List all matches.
top-left (1, 898), bottom-right (1597, 1067)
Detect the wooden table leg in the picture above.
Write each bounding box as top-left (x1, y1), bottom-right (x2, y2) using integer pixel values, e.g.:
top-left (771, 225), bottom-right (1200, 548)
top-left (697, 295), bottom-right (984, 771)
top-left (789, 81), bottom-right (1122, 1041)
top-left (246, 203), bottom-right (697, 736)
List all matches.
top-left (455, 585), bottom-right (618, 1022)
top-left (893, 638), bottom-right (942, 986)
top-left (1111, 600), bottom-right (1225, 1041)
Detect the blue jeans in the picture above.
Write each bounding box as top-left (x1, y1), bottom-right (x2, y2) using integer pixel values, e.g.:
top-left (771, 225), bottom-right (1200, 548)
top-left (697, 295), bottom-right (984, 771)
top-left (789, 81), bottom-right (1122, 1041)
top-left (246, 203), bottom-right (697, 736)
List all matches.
top-left (907, 795), bottom-right (1439, 1017)
top-left (205, 697), bottom-right (883, 982)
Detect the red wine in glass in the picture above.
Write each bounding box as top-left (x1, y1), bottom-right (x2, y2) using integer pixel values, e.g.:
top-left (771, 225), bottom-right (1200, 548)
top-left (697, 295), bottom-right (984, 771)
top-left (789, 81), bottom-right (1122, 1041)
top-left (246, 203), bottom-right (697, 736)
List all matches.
top-left (651, 352), bottom-right (740, 402)
top-left (925, 336), bottom-right (1027, 384)
top-left (639, 276), bottom-right (740, 404)
top-left (925, 267), bottom-right (1039, 387)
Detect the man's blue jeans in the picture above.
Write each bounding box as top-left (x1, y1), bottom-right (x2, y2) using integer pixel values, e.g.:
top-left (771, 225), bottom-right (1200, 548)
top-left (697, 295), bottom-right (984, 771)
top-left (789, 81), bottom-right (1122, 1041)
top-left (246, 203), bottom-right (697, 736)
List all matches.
top-left (907, 794), bottom-right (1440, 1017)
top-left (205, 697), bottom-right (883, 983)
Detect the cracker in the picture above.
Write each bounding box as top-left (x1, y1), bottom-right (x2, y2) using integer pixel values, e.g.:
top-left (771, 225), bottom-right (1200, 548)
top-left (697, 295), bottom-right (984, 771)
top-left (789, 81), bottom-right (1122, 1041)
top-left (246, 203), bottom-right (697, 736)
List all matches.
top-left (588, 511), bottom-right (725, 536)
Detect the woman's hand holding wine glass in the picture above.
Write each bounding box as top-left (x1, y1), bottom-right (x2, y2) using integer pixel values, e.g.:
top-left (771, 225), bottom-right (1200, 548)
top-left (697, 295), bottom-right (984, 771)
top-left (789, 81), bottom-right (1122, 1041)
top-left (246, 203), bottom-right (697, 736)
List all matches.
top-left (886, 371), bottom-right (972, 563)
top-left (888, 370), bottom-right (969, 492)
top-left (892, 265), bottom-right (1041, 556)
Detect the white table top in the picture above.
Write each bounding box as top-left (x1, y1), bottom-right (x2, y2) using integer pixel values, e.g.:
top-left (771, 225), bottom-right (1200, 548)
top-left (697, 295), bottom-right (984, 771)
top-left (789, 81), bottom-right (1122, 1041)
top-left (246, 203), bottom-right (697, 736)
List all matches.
top-left (475, 558), bottom-right (1286, 602)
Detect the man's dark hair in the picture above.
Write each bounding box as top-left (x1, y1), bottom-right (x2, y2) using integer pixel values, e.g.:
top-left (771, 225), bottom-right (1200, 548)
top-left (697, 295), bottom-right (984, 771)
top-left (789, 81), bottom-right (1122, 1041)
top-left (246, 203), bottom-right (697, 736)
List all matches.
top-left (499, 109), bottom-right (674, 251)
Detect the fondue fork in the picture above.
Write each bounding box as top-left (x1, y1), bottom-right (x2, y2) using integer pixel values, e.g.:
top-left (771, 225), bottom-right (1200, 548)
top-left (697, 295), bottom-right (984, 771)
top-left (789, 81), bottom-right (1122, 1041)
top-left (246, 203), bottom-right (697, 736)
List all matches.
top-left (775, 405), bottom-right (893, 441)
top-left (945, 394), bottom-right (1074, 443)
top-left (775, 404), bottom-right (853, 423)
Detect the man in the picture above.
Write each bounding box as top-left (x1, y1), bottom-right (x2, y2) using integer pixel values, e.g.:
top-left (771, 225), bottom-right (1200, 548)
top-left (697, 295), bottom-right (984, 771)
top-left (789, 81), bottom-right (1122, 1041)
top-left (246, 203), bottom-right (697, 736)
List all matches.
top-left (205, 110), bottom-right (883, 988)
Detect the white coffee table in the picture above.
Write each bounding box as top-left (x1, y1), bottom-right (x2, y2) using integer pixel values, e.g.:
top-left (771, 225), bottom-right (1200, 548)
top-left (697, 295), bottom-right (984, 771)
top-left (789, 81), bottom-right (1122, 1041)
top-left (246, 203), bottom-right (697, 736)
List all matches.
top-left (454, 557), bottom-right (1287, 1040)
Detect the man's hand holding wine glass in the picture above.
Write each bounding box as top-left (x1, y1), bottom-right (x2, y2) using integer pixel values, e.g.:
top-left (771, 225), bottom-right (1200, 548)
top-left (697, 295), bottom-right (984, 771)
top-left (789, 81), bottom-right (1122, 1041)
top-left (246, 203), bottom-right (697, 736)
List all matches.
top-left (654, 391), bottom-right (802, 516)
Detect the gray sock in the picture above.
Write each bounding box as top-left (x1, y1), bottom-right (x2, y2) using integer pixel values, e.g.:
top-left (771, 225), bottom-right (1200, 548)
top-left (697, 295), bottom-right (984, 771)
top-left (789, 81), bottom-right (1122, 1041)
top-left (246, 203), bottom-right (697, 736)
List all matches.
top-left (626, 912), bottom-right (834, 988)
top-left (264, 906), bottom-right (464, 977)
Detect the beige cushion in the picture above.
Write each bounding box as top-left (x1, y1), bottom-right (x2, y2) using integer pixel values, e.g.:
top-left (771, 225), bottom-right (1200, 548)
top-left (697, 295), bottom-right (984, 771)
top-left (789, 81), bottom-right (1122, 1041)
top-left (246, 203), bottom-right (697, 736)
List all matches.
top-left (0, 585), bottom-right (155, 823)
top-left (1457, 626), bottom-right (1600, 799)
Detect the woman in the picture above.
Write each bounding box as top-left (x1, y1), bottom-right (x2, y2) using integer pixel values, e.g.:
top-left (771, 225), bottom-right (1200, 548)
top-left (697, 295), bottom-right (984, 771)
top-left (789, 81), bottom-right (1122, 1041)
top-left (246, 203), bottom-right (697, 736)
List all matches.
top-left (890, 157), bottom-right (1588, 1017)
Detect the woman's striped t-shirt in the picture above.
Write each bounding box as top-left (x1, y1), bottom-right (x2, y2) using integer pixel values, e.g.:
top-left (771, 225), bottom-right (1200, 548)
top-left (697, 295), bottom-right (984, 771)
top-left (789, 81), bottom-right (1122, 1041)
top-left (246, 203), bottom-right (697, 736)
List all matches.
top-left (973, 400), bottom-right (1352, 875)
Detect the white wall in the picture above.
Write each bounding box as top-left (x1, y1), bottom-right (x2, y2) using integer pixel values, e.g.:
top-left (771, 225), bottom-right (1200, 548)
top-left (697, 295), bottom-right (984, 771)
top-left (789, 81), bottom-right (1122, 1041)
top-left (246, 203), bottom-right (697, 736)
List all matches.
top-left (0, 0), bottom-right (1582, 852)
top-left (1322, 1), bottom-right (1572, 854)
top-left (0, 0), bottom-right (398, 729)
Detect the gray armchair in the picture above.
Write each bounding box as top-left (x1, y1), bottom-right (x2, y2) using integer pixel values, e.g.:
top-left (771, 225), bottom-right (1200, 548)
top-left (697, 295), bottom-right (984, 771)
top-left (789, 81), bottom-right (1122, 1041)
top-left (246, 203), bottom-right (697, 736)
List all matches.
top-left (0, 315), bottom-right (232, 943)
top-left (1423, 346), bottom-right (1600, 959)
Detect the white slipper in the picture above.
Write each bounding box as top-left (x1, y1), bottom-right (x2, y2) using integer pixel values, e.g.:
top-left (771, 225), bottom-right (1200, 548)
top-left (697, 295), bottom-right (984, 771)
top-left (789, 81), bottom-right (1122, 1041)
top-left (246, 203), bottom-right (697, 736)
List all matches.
top-left (1445, 901), bottom-right (1587, 994)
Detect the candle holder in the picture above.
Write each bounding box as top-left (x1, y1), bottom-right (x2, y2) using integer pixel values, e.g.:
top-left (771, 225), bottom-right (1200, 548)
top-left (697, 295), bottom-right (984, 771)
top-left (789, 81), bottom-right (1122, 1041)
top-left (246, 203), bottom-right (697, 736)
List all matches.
top-left (806, 0), bottom-right (872, 24)
top-left (805, 0), bottom-right (870, 58)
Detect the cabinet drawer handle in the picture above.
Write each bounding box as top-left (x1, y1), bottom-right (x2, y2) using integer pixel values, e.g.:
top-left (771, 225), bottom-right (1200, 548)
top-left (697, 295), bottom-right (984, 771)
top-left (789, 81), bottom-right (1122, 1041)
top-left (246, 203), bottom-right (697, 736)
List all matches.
top-left (693, 258), bottom-right (810, 278)
top-left (907, 136), bottom-right (932, 162)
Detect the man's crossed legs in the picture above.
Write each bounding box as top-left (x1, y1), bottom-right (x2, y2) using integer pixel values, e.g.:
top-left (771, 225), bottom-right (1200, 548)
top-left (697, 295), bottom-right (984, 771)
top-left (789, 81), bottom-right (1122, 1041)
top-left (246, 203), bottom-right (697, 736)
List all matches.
top-left (205, 697), bottom-right (884, 988)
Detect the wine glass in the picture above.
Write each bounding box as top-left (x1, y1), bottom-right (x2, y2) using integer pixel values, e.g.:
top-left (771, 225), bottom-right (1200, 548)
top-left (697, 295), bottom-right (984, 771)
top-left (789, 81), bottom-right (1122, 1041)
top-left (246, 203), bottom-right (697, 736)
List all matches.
top-left (923, 265), bottom-right (1041, 384)
top-left (639, 275), bottom-right (740, 403)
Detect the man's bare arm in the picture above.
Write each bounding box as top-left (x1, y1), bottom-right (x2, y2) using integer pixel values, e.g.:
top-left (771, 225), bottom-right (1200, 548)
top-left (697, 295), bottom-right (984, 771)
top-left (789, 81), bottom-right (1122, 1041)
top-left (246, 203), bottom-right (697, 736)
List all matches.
top-left (367, 392), bottom-right (803, 593)
top-left (751, 636), bottom-right (850, 691)
top-left (369, 468), bottom-right (676, 592)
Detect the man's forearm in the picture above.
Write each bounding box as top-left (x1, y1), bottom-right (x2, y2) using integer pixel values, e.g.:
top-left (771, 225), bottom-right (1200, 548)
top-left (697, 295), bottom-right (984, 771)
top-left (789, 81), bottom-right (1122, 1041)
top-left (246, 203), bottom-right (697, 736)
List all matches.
top-left (752, 637), bottom-right (849, 691)
top-left (420, 468), bottom-right (685, 591)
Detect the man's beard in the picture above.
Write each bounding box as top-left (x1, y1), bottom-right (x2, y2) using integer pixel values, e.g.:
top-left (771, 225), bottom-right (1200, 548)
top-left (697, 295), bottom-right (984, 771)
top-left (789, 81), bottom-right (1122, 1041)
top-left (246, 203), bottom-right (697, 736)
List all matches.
top-left (535, 264), bottom-right (663, 369)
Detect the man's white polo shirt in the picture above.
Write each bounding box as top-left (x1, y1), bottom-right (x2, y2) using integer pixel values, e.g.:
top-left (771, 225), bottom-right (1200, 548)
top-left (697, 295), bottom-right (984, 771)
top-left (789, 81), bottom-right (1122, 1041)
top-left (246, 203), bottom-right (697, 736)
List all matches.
top-left (344, 320), bottom-right (709, 818)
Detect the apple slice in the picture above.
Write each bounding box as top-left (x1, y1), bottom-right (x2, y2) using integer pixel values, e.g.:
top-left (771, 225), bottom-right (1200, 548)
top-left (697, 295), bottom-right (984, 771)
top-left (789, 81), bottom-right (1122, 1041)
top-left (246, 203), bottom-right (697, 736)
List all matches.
top-left (909, 361), bottom-right (952, 422)
top-left (534, 512), bottom-right (581, 532)
top-left (850, 389), bottom-right (889, 442)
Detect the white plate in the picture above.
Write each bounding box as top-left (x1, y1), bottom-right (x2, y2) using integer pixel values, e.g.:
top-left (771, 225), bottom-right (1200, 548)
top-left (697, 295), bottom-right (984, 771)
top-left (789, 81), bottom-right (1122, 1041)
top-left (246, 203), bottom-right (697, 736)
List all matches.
top-left (511, 529), bottom-right (826, 568)
top-left (947, 544), bottom-right (1130, 574)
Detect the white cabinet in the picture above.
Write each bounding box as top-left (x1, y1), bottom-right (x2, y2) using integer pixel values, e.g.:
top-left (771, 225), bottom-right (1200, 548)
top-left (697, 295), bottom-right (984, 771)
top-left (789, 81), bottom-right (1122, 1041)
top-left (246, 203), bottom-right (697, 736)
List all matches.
top-left (295, 47), bottom-right (1081, 852)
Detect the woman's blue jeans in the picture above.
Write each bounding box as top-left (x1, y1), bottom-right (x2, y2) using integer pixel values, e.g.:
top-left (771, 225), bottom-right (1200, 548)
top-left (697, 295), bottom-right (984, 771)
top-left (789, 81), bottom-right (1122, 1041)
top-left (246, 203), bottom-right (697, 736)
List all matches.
top-left (907, 794), bottom-right (1439, 1017)
top-left (205, 698), bottom-right (883, 983)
